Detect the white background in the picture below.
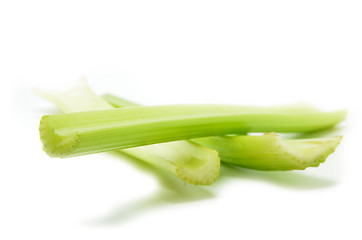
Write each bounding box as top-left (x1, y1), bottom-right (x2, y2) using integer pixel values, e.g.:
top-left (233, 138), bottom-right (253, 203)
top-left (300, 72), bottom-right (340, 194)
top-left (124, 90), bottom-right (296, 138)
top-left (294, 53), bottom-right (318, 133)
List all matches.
top-left (1, 1), bottom-right (361, 239)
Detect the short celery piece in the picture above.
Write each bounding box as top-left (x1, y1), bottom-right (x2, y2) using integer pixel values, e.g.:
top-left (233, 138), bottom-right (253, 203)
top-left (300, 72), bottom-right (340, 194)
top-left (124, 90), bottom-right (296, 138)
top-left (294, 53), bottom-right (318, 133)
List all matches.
top-left (104, 94), bottom-right (345, 171)
top-left (193, 133), bottom-right (342, 170)
top-left (36, 80), bottom-right (220, 185)
top-left (39, 100), bottom-right (346, 159)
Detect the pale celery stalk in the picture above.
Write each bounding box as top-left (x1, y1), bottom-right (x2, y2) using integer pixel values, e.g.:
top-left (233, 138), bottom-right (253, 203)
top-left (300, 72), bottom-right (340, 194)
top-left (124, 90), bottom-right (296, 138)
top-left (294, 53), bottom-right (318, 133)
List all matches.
top-left (193, 134), bottom-right (342, 170)
top-left (104, 94), bottom-right (344, 171)
top-left (35, 80), bottom-right (220, 185)
top-left (39, 98), bottom-right (346, 159)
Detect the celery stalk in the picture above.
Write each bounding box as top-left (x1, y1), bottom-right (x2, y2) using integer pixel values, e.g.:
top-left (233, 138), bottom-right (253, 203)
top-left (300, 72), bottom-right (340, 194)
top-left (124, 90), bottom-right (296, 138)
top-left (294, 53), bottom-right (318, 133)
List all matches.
top-left (104, 94), bottom-right (344, 171)
top-left (193, 133), bottom-right (342, 170)
top-left (40, 86), bottom-right (346, 160)
top-left (103, 94), bottom-right (322, 113)
top-left (39, 105), bottom-right (345, 158)
top-left (36, 80), bottom-right (220, 185)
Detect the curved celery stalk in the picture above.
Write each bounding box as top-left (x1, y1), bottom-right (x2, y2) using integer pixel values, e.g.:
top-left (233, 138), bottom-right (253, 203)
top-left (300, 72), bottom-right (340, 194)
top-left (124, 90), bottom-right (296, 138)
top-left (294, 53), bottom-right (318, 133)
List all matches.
top-left (103, 94), bottom-right (322, 113)
top-left (39, 100), bottom-right (346, 158)
top-left (104, 94), bottom-right (344, 171)
top-left (102, 95), bottom-right (330, 140)
top-left (36, 80), bottom-right (220, 185)
top-left (193, 133), bottom-right (342, 170)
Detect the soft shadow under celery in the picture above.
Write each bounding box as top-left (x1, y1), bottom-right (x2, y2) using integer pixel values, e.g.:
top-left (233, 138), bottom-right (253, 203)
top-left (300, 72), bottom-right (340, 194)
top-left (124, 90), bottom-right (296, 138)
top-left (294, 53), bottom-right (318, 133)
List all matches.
top-left (92, 152), bottom-right (214, 225)
top-left (214, 163), bottom-right (337, 190)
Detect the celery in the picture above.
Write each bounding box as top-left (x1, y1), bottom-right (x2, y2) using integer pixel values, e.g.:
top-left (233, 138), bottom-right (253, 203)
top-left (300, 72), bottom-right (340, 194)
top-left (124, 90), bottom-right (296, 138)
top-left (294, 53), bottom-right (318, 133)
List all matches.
top-left (193, 133), bottom-right (342, 170)
top-left (36, 80), bottom-right (220, 185)
top-left (39, 104), bottom-right (345, 158)
top-left (103, 94), bottom-right (322, 114)
top-left (104, 94), bottom-right (344, 171)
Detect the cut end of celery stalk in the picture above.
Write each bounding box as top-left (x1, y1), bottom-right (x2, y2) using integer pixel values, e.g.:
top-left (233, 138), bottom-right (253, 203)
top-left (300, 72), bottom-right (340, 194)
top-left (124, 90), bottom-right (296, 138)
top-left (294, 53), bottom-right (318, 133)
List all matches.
top-left (174, 150), bottom-right (220, 185)
top-left (283, 135), bottom-right (343, 170)
top-left (123, 141), bottom-right (220, 185)
top-left (193, 133), bottom-right (343, 171)
top-left (39, 115), bottom-right (80, 158)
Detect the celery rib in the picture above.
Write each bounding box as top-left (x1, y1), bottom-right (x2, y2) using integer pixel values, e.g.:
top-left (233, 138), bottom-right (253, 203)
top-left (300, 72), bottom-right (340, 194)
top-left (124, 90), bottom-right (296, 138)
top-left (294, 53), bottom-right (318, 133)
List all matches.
top-left (39, 103), bottom-right (346, 158)
top-left (193, 133), bottom-right (342, 170)
top-left (103, 94), bottom-right (322, 114)
top-left (36, 80), bottom-right (220, 185)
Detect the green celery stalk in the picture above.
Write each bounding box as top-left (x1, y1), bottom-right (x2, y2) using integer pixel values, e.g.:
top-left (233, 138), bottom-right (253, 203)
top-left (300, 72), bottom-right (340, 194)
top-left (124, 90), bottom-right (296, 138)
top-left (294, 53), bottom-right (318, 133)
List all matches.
top-left (36, 80), bottom-right (220, 185)
top-left (103, 94), bottom-right (322, 113)
top-left (39, 96), bottom-right (346, 159)
top-left (193, 133), bottom-right (342, 170)
top-left (104, 94), bottom-right (344, 171)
